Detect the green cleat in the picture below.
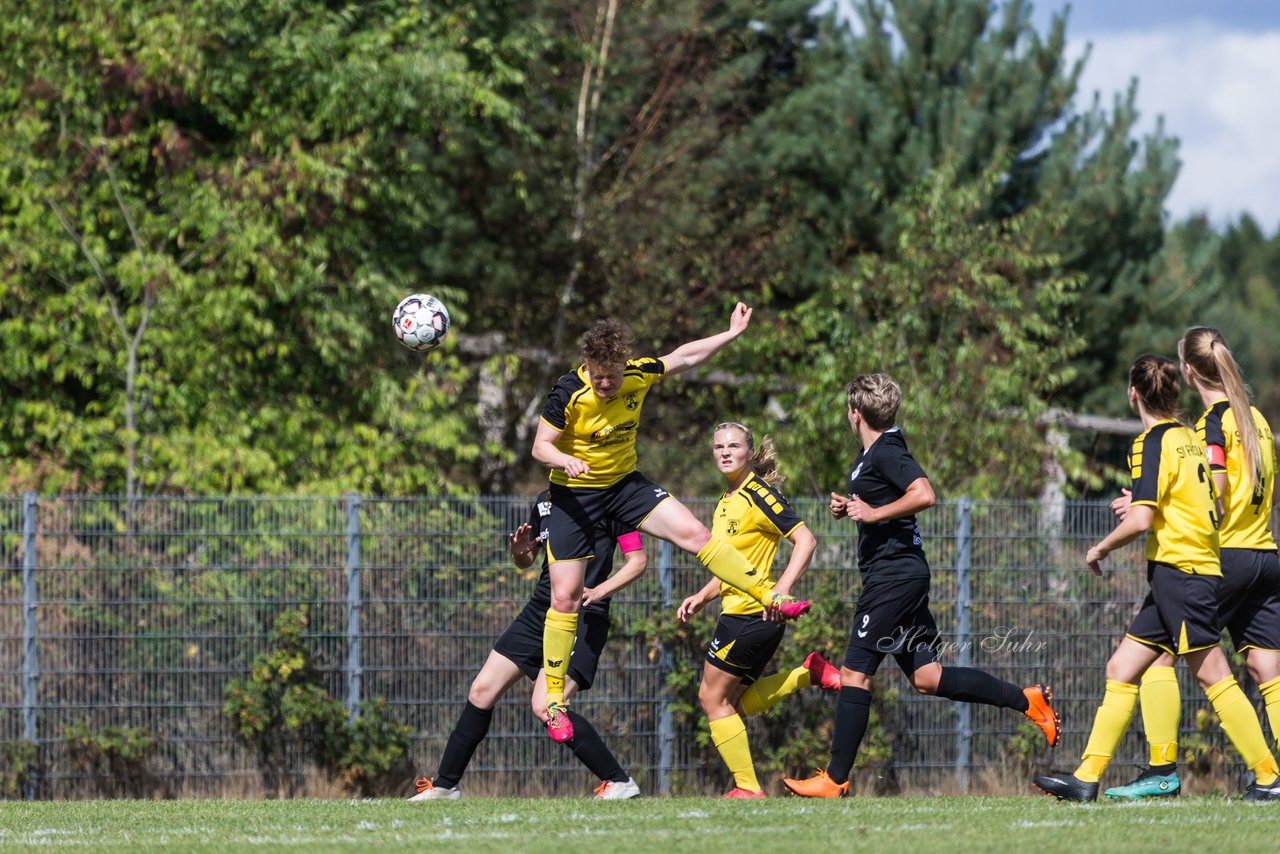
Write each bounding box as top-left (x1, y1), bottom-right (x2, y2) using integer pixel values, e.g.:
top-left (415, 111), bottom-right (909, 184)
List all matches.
top-left (1104, 768), bottom-right (1180, 800)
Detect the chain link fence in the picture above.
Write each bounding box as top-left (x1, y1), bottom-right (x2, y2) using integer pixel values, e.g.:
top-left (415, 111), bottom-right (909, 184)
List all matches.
top-left (0, 494), bottom-right (1261, 799)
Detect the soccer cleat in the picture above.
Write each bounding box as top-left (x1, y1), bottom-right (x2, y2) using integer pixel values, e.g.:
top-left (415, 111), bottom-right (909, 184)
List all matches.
top-left (1033, 771), bottom-right (1099, 802)
top-left (722, 787), bottom-right (766, 799)
top-left (1023, 684), bottom-right (1061, 747)
top-left (782, 769), bottom-right (850, 798)
top-left (769, 593), bottom-right (812, 621)
top-left (408, 777), bottom-right (461, 801)
top-left (593, 777), bottom-right (641, 800)
top-left (546, 701), bottom-right (574, 743)
top-left (1243, 779), bottom-right (1280, 801)
top-left (803, 651), bottom-right (842, 692)
top-left (1104, 768), bottom-right (1180, 800)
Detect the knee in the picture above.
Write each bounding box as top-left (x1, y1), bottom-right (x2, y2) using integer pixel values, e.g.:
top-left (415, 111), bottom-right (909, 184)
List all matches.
top-left (549, 591), bottom-right (582, 613)
top-left (677, 523), bottom-right (712, 555)
top-left (697, 681), bottom-right (720, 715)
top-left (909, 669), bottom-right (940, 696)
top-left (468, 680), bottom-right (501, 709)
top-left (840, 668), bottom-right (871, 691)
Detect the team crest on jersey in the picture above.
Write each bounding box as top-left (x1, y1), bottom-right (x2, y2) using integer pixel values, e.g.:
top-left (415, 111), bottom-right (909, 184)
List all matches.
top-left (726, 520), bottom-right (739, 535)
top-left (849, 463), bottom-right (863, 482)
top-left (537, 501), bottom-right (552, 517)
top-left (624, 392), bottom-right (639, 411)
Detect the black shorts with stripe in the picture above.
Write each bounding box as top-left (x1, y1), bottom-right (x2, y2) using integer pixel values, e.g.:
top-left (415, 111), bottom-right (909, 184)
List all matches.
top-left (1219, 548), bottom-right (1280, 652)
top-left (704, 614), bottom-right (786, 685)
top-left (843, 571), bottom-right (939, 677)
top-left (491, 600), bottom-right (610, 690)
top-left (546, 471), bottom-right (669, 562)
top-left (1127, 561), bottom-right (1222, 656)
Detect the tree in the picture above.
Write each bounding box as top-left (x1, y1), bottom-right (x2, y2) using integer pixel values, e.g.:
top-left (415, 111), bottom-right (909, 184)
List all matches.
top-left (0, 0), bottom-right (546, 493)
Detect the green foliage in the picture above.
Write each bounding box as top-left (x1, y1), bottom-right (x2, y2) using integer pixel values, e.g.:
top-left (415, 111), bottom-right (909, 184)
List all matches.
top-left (63, 723), bottom-right (163, 798)
top-left (0, 740), bottom-right (38, 799)
top-left (223, 608), bottom-right (410, 796)
top-left (744, 166), bottom-right (1084, 497)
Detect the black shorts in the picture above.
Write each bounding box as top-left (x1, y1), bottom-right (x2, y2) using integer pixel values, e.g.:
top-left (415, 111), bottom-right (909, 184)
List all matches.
top-left (491, 601), bottom-right (610, 690)
top-left (843, 572), bottom-right (939, 676)
top-left (1127, 562), bottom-right (1222, 656)
top-left (704, 614), bottom-right (786, 685)
top-left (546, 472), bottom-right (670, 562)
top-left (1218, 548), bottom-right (1280, 652)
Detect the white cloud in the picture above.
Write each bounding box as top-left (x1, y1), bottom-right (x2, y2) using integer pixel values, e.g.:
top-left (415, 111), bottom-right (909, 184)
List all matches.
top-left (1069, 24), bottom-right (1280, 228)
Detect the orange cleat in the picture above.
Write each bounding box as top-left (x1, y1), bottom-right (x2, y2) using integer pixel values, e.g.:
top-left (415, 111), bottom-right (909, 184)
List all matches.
top-left (722, 787), bottom-right (766, 799)
top-left (804, 651), bottom-right (842, 692)
top-left (1023, 684), bottom-right (1061, 747)
top-left (781, 769), bottom-right (850, 798)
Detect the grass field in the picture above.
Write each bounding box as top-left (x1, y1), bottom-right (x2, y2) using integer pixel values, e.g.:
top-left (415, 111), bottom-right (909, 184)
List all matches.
top-left (0, 796), bottom-right (1276, 853)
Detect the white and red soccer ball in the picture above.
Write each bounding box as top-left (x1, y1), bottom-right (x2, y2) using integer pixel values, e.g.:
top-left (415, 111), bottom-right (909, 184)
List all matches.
top-left (392, 293), bottom-right (451, 352)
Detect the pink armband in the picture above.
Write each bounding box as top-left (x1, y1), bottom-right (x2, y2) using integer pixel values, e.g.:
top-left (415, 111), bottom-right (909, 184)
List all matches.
top-left (616, 531), bottom-right (643, 553)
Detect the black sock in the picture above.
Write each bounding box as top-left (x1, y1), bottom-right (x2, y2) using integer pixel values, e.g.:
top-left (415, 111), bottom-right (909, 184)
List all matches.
top-left (935, 667), bottom-right (1028, 712)
top-left (1149, 763), bottom-right (1177, 775)
top-left (565, 710), bottom-right (628, 782)
top-left (434, 701), bottom-right (493, 788)
top-left (826, 686), bottom-right (872, 785)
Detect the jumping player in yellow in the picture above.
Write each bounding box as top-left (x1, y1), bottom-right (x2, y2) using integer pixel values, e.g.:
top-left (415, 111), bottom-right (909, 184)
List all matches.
top-left (1033, 354), bottom-right (1280, 801)
top-left (785, 374), bottom-right (1059, 798)
top-left (1104, 328), bottom-right (1280, 800)
top-left (676, 422), bottom-right (838, 798)
top-left (532, 304), bottom-right (811, 742)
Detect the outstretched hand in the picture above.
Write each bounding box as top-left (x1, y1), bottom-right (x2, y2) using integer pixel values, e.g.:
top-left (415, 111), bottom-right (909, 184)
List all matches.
top-left (728, 302), bottom-right (752, 337)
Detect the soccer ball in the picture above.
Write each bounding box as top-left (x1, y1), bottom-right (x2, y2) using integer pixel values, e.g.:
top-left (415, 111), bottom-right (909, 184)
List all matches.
top-left (392, 293), bottom-right (451, 351)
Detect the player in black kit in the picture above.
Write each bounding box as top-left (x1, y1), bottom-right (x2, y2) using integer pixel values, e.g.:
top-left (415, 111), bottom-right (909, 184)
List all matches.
top-left (409, 490), bottom-right (647, 801)
top-left (783, 373), bottom-right (1060, 797)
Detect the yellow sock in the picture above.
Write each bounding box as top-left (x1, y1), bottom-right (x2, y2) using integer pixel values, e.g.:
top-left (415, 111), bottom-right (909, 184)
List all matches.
top-left (741, 666), bottom-right (810, 717)
top-left (543, 608), bottom-right (577, 704)
top-left (1259, 675), bottom-right (1280, 750)
top-left (696, 535), bottom-right (772, 605)
top-left (1075, 680), bottom-right (1138, 783)
top-left (1140, 665), bottom-right (1180, 765)
top-left (1207, 675), bottom-right (1280, 786)
top-left (708, 714), bottom-right (760, 792)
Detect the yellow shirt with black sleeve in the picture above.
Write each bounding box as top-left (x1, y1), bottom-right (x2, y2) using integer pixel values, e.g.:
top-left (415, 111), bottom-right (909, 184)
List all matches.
top-left (712, 474), bottom-right (806, 616)
top-left (1128, 419), bottom-right (1221, 575)
top-left (540, 357), bottom-right (665, 488)
top-left (1197, 400), bottom-right (1277, 551)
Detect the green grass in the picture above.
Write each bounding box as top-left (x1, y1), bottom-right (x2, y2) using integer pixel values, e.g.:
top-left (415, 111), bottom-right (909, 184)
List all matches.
top-left (0, 796), bottom-right (1275, 852)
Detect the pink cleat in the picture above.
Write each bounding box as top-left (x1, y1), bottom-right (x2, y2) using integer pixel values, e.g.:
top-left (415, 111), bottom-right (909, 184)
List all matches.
top-left (803, 651), bottom-right (841, 692)
top-left (769, 593), bottom-right (812, 621)
top-left (722, 787), bottom-right (766, 799)
top-left (546, 701), bottom-right (574, 743)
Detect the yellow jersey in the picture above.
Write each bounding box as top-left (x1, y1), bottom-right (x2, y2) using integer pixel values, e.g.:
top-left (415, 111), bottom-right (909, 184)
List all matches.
top-left (712, 473), bottom-right (806, 615)
top-left (541, 357), bottom-right (665, 488)
top-left (1128, 419), bottom-right (1220, 575)
top-left (1197, 399), bottom-right (1277, 551)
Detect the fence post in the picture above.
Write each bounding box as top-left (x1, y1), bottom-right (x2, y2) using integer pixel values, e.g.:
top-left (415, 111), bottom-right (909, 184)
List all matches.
top-left (21, 492), bottom-right (38, 801)
top-left (656, 540), bottom-right (674, 796)
top-left (345, 493), bottom-right (362, 724)
top-left (954, 497), bottom-right (973, 794)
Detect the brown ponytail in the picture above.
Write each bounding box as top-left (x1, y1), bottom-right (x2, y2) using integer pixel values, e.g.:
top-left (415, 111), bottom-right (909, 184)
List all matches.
top-left (1179, 326), bottom-right (1261, 490)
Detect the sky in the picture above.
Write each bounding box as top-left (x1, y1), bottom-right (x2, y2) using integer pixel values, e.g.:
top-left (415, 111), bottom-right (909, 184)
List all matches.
top-left (1033, 0), bottom-right (1280, 229)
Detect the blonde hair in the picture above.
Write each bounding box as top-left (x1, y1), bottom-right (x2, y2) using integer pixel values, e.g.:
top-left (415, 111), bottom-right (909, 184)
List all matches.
top-left (713, 421), bottom-right (783, 486)
top-left (1179, 326), bottom-right (1260, 490)
top-left (846, 374), bottom-right (901, 431)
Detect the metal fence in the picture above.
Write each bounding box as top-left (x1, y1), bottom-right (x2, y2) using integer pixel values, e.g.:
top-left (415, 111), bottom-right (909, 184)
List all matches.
top-left (0, 494), bottom-right (1262, 799)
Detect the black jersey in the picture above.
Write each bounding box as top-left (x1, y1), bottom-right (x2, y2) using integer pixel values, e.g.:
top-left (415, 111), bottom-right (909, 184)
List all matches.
top-left (846, 427), bottom-right (930, 577)
top-left (526, 490), bottom-right (637, 616)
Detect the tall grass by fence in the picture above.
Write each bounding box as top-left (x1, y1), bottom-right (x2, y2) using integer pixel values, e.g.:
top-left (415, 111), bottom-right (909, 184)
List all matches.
top-left (0, 494), bottom-right (1261, 799)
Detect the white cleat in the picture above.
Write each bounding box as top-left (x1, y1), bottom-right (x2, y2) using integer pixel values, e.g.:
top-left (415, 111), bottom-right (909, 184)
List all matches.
top-left (409, 778), bottom-right (461, 801)
top-left (593, 777), bottom-right (641, 800)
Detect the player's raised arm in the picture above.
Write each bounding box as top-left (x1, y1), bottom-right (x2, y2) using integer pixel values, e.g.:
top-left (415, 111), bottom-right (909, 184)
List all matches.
top-left (660, 302), bottom-right (752, 377)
